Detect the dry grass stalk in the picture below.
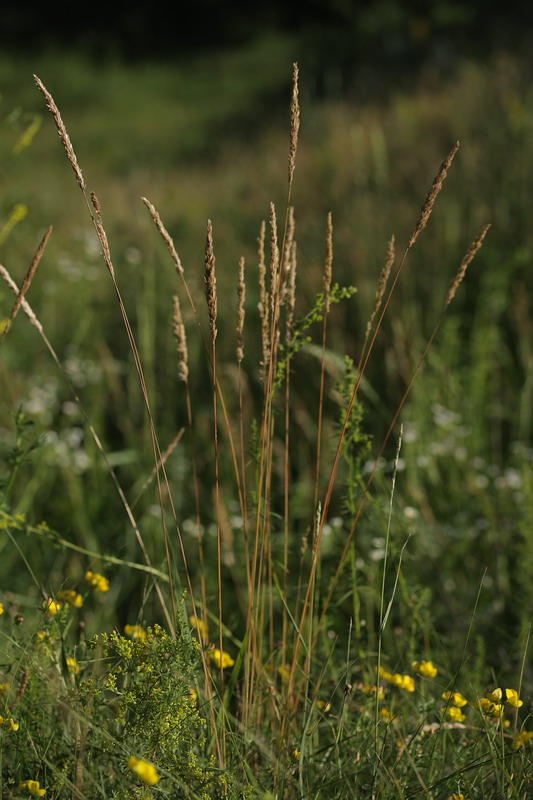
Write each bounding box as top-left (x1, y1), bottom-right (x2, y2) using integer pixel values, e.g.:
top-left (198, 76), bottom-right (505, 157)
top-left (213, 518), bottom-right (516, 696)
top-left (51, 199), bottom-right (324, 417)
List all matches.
top-left (269, 203), bottom-right (280, 315)
top-left (408, 141), bottom-right (460, 248)
top-left (445, 223), bottom-right (491, 307)
top-left (90, 193), bottom-right (115, 278)
top-left (0, 226), bottom-right (52, 343)
top-left (280, 206), bottom-right (295, 307)
top-left (172, 294), bottom-right (189, 382)
top-left (324, 212), bottom-right (333, 313)
top-left (285, 241), bottom-right (297, 344)
top-left (142, 197), bottom-right (184, 277)
top-left (258, 220), bottom-right (270, 377)
top-left (364, 234), bottom-right (395, 344)
top-left (236, 256), bottom-right (246, 363)
top-left (0, 264), bottom-right (43, 333)
top-left (33, 75), bottom-right (85, 191)
top-left (204, 220), bottom-right (217, 343)
top-left (288, 63), bottom-right (300, 192)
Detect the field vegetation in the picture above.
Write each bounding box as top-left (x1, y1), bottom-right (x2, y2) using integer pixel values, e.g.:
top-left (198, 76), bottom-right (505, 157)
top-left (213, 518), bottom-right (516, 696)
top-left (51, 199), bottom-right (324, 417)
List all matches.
top-left (0, 42), bottom-right (532, 798)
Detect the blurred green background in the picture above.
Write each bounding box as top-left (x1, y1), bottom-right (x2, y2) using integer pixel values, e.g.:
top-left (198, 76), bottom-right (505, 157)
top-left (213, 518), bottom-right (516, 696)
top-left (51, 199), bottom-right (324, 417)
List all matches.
top-left (1, 2), bottom-right (532, 678)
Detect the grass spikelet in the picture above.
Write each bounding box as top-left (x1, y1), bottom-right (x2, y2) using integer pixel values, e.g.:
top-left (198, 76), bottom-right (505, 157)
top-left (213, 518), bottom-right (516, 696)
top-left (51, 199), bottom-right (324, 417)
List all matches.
top-left (0, 264), bottom-right (43, 334)
top-left (408, 141), bottom-right (460, 248)
top-left (33, 75), bottom-right (85, 191)
top-left (258, 219), bottom-right (270, 378)
top-left (364, 234), bottom-right (395, 347)
top-left (172, 294), bottom-right (189, 382)
top-left (90, 192), bottom-right (115, 278)
top-left (285, 241), bottom-right (297, 344)
top-left (204, 220), bottom-right (217, 343)
top-left (288, 62), bottom-right (300, 193)
top-left (0, 225), bottom-right (52, 343)
top-left (445, 223), bottom-right (491, 306)
top-left (236, 256), bottom-right (245, 363)
top-left (324, 212), bottom-right (333, 313)
top-left (269, 203), bottom-right (280, 316)
top-left (142, 196), bottom-right (184, 277)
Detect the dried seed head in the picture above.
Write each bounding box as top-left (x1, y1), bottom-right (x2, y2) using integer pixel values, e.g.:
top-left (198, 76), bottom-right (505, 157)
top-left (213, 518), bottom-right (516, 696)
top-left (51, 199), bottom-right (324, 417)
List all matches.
top-left (204, 220), bottom-right (217, 343)
top-left (445, 224), bottom-right (491, 307)
top-left (364, 234), bottom-right (395, 344)
top-left (142, 197), bottom-right (184, 277)
top-left (0, 264), bottom-right (43, 333)
top-left (0, 226), bottom-right (52, 343)
top-left (34, 75), bottom-right (85, 191)
top-left (258, 220), bottom-right (270, 376)
top-left (285, 241), bottom-right (297, 344)
top-left (408, 141), bottom-right (460, 248)
top-left (172, 294), bottom-right (189, 382)
top-left (324, 212), bottom-right (333, 313)
top-left (269, 203), bottom-right (280, 315)
top-left (288, 63), bottom-right (300, 192)
top-left (236, 256), bottom-right (246, 363)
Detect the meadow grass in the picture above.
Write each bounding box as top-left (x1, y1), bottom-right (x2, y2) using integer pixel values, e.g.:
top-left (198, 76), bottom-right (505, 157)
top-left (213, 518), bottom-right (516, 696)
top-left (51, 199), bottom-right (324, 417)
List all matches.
top-left (0, 52), bottom-right (532, 798)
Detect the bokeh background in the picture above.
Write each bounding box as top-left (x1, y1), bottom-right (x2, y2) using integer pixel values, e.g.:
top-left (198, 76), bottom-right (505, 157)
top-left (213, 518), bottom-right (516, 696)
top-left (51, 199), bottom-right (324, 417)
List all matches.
top-left (1, 2), bottom-right (532, 676)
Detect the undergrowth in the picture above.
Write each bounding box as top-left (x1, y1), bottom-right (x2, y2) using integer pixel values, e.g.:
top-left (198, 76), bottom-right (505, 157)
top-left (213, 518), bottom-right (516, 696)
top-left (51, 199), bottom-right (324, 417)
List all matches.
top-left (0, 64), bottom-right (531, 799)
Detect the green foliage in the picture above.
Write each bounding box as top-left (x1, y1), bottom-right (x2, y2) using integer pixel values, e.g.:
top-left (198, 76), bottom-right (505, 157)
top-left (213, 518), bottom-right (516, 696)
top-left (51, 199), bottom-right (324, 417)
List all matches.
top-left (274, 283), bottom-right (357, 391)
top-left (336, 355), bottom-right (371, 515)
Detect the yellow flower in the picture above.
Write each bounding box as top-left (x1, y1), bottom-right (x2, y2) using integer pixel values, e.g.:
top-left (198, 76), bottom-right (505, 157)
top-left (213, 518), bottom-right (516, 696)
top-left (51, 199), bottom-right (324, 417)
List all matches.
top-left (277, 665), bottom-right (290, 681)
top-left (19, 780), bottom-right (46, 797)
top-left (85, 571), bottom-right (109, 592)
top-left (380, 707), bottom-right (399, 723)
top-left (0, 602), bottom-right (4, 614)
top-left (3, 716), bottom-right (19, 730)
top-left (444, 706), bottom-right (466, 723)
top-left (66, 657), bottom-right (80, 675)
top-left (42, 599), bottom-right (61, 616)
top-left (0, 683), bottom-right (10, 695)
top-left (315, 700), bottom-right (332, 712)
top-left (411, 659), bottom-right (438, 678)
top-left (127, 756), bottom-right (160, 785)
top-left (359, 683), bottom-right (385, 699)
top-left (378, 666), bottom-right (415, 692)
top-left (512, 731), bottom-right (533, 750)
top-left (487, 687), bottom-right (523, 708)
top-left (209, 648), bottom-right (235, 669)
top-left (448, 794), bottom-right (469, 800)
top-left (188, 615), bottom-right (207, 637)
top-left (189, 687), bottom-right (198, 703)
top-left (478, 697), bottom-right (502, 716)
top-left (57, 590), bottom-right (83, 608)
top-left (124, 624), bottom-right (147, 642)
top-left (442, 690), bottom-right (468, 708)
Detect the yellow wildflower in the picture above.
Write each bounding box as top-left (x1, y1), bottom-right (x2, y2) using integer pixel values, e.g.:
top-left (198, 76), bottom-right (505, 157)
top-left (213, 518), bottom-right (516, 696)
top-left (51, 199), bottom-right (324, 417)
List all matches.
top-left (486, 687), bottom-right (523, 708)
top-left (478, 697), bottom-right (502, 716)
top-left (0, 602), bottom-right (4, 614)
top-left (19, 780), bottom-right (46, 797)
top-left (293, 748), bottom-right (301, 760)
top-left (442, 690), bottom-right (468, 708)
top-left (512, 731), bottom-right (533, 750)
top-left (127, 756), bottom-right (160, 785)
top-left (188, 615), bottom-right (207, 637)
top-left (316, 700), bottom-right (332, 712)
top-left (124, 624), bottom-right (147, 642)
top-left (412, 659), bottom-right (438, 678)
top-left (66, 657), bottom-right (80, 675)
top-left (189, 687), bottom-right (198, 703)
top-left (444, 706), bottom-right (466, 723)
top-left (42, 599), bottom-right (61, 616)
top-left (3, 717), bottom-right (19, 730)
top-left (380, 707), bottom-right (399, 723)
top-left (359, 683), bottom-right (385, 699)
top-left (85, 571), bottom-right (109, 592)
top-left (209, 648), bottom-right (235, 669)
top-left (0, 683), bottom-right (10, 694)
top-left (277, 665), bottom-right (290, 681)
top-left (448, 794), bottom-right (469, 800)
top-left (57, 590), bottom-right (83, 608)
top-left (378, 666), bottom-right (415, 692)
